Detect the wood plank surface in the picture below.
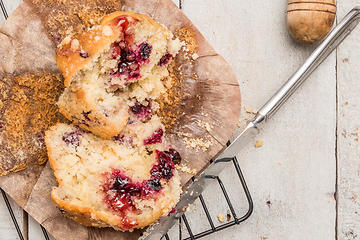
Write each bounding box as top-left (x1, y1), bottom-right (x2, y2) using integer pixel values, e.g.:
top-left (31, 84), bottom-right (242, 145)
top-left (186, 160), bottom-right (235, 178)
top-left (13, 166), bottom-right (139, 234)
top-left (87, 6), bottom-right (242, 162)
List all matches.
top-left (2, 0), bottom-right (360, 240)
top-left (337, 1), bottom-right (360, 239)
top-left (178, 0), bottom-right (337, 239)
top-left (0, 193), bottom-right (25, 240)
top-left (29, 216), bottom-right (56, 240)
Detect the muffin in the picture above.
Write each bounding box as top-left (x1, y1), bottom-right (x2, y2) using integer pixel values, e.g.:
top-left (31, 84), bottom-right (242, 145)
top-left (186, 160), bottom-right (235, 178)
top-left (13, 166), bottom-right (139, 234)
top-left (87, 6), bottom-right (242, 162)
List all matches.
top-left (56, 11), bottom-right (182, 139)
top-left (45, 123), bottom-right (182, 231)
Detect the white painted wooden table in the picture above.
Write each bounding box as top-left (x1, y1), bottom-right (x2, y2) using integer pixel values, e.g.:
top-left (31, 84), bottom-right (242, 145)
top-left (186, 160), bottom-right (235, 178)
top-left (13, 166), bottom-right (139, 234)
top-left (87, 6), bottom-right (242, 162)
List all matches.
top-left (1, 0), bottom-right (359, 239)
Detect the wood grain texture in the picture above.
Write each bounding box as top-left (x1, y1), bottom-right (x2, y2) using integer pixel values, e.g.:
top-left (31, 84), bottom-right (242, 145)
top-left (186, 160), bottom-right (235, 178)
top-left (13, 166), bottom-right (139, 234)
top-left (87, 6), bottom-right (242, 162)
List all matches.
top-left (0, 194), bottom-right (25, 240)
top-left (29, 215), bottom-right (56, 240)
top-left (288, 0), bottom-right (336, 5)
top-left (179, 0), bottom-right (336, 239)
top-left (287, 0), bottom-right (336, 44)
top-left (5, 0), bottom-right (360, 239)
top-left (336, 1), bottom-right (360, 239)
top-left (0, 15), bottom-right (4, 27)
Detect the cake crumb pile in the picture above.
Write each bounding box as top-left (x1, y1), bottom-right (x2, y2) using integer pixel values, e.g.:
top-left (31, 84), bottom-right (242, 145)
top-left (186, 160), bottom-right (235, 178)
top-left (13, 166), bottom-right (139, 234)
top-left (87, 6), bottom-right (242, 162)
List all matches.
top-left (0, 72), bottom-right (65, 175)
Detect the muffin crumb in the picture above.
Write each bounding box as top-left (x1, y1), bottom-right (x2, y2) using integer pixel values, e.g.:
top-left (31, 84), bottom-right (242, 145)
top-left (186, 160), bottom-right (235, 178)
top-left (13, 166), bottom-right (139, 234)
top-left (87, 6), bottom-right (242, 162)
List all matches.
top-left (217, 213), bottom-right (224, 222)
top-left (255, 140), bottom-right (263, 148)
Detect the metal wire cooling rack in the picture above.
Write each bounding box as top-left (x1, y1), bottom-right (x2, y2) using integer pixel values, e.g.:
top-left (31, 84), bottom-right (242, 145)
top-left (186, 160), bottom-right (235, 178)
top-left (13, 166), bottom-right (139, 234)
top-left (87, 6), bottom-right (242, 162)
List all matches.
top-left (0, 1), bottom-right (253, 239)
top-left (159, 156), bottom-right (253, 240)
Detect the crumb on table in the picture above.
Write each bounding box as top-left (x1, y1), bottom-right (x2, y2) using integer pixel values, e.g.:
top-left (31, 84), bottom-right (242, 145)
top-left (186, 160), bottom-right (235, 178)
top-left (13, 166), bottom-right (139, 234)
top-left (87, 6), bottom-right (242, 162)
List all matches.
top-left (176, 164), bottom-right (197, 175)
top-left (217, 213), bottom-right (224, 222)
top-left (255, 140), bottom-right (263, 148)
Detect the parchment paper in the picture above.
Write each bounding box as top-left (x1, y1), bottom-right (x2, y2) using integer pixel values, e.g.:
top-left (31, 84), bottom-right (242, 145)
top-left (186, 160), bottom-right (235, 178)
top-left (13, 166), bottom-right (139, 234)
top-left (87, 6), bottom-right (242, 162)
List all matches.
top-left (0, 0), bottom-right (241, 239)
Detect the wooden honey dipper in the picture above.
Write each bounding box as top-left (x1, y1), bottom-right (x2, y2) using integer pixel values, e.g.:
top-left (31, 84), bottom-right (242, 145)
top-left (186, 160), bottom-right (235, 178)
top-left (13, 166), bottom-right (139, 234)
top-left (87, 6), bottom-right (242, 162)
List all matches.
top-left (287, 0), bottom-right (337, 44)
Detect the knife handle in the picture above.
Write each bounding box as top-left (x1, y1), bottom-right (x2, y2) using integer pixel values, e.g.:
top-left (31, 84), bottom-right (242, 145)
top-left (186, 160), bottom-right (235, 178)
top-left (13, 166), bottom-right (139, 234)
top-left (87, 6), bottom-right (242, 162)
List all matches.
top-left (253, 6), bottom-right (360, 126)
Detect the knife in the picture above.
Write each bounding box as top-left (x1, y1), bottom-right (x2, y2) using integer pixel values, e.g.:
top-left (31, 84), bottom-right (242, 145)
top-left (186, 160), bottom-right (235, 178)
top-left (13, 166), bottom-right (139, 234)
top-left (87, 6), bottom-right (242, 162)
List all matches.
top-left (140, 6), bottom-right (360, 240)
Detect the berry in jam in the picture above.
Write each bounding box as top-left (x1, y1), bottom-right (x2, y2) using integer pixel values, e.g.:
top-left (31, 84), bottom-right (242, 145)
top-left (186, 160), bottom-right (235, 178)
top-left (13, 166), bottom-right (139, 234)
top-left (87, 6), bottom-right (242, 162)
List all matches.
top-left (109, 40), bottom-right (152, 87)
top-left (141, 150), bottom-right (177, 196)
top-left (102, 149), bottom-right (180, 229)
top-left (139, 42), bottom-right (152, 60)
top-left (107, 16), bottom-right (154, 88)
top-left (154, 151), bottom-right (175, 179)
top-left (162, 161), bottom-right (175, 179)
top-left (108, 16), bottom-right (153, 88)
top-left (130, 100), bottom-right (152, 120)
top-left (114, 176), bottom-right (141, 196)
top-left (103, 171), bottom-right (141, 230)
top-left (157, 151), bottom-right (171, 162)
top-left (143, 128), bottom-right (163, 145)
top-left (159, 53), bottom-right (173, 66)
top-left (113, 176), bottom-right (129, 191)
top-left (146, 177), bottom-right (162, 191)
top-left (164, 148), bottom-right (181, 165)
top-left (130, 102), bottom-right (142, 114)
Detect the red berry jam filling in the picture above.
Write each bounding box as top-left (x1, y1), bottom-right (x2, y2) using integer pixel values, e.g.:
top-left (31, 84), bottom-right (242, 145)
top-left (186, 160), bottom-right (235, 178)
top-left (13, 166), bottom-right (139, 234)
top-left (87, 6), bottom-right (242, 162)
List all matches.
top-left (62, 130), bottom-right (84, 147)
top-left (139, 42), bottom-right (152, 60)
top-left (154, 150), bottom-right (175, 179)
top-left (107, 16), bottom-right (153, 88)
top-left (111, 15), bottom-right (137, 45)
top-left (103, 149), bottom-right (180, 229)
top-left (164, 148), bottom-right (182, 165)
top-left (107, 15), bottom-right (155, 88)
top-left (167, 207), bottom-right (177, 216)
top-left (143, 128), bottom-right (163, 145)
top-left (109, 41), bottom-right (152, 88)
top-left (146, 177), bottom-right (162, 191)
top-left (103, 171), bottom-right (141, 230)
top-left (159, 52), bottom-right (173, 66)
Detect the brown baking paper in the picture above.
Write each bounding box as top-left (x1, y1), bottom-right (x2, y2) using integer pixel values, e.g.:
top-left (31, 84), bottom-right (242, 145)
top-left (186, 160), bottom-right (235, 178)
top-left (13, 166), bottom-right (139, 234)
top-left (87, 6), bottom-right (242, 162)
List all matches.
top-left (0, 0), bottom-right (241, 239)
